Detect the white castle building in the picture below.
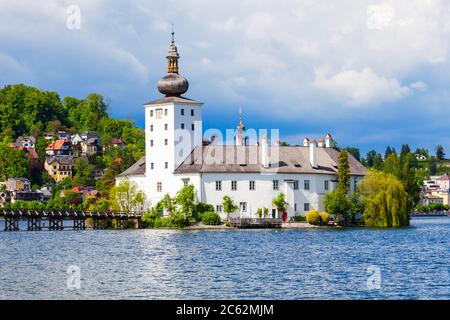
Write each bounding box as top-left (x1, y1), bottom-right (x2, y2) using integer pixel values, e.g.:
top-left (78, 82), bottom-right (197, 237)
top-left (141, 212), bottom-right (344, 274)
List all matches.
top-left (116, 34), bottom-right (366, 220)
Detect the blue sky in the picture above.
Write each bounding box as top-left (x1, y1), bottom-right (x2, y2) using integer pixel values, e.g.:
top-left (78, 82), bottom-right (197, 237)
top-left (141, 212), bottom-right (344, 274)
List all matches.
top-left (1, 0), bottom-right (450, 156)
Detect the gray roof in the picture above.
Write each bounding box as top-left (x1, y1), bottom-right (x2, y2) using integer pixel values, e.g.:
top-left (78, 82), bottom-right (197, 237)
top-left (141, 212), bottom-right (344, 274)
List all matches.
top-left (117, 157), bottom-right (146, 177)
top-left (16, 136), bottom-right (36, 144)
top-left (145, 96), bottom-right (202, 106)
top-left (174, 145), bottom-right (367, 175)
top-left (118, 146), bottom-right (367, 177)
top-left (46, 156), bottom-right (74, 166)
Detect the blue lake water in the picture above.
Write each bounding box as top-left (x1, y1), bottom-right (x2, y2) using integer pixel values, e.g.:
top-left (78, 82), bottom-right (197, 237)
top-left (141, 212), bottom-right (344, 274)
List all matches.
top-left (0, 217), bottom-right (448, 300)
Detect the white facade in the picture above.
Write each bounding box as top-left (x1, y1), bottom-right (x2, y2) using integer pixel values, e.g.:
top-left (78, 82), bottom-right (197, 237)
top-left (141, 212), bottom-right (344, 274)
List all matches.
top-left (143, 100), bottom-right (203, 205)
top-left (199, 173), bottom-right (361, 220)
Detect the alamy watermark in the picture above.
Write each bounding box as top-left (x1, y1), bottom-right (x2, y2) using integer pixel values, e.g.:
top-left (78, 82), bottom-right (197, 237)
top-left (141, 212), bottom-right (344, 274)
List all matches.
top-left (67, 265), bottom-right (81, 290)
top-left (66, 5), bottom-right (81, 30)
top-left (366, 265), bottom-right (382, 290)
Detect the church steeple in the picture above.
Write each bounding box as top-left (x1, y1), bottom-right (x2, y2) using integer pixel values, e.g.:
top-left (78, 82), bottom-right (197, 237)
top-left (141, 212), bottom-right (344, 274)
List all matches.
top-left (167, 27), bottom-right (179, 74)
top-left (157, 28), bottom-right (189, 97)
top-left (235, 109), bottom-right (247, 146)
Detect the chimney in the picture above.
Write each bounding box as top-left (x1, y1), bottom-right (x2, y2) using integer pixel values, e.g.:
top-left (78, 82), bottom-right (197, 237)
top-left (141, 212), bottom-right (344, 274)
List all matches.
top-left (303, 138), bottom-right (309, 147)
top-left (261, 135), bottom-right (270, 168)
top-left (309, 139), bottom-right (318, 168)
top-left (325, 133), bottom-right (333, 148)
top-left (317, 138), bottom-right (324, 148)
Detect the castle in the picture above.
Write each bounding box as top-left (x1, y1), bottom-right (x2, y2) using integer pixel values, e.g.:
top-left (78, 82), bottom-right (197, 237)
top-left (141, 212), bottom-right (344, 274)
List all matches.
top-left (116, 33), bottom-right (366, 220)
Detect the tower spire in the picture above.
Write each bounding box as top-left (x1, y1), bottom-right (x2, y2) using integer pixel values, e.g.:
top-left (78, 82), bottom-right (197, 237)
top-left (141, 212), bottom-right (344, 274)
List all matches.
top-left (171, 24), bottom-right (175, 44)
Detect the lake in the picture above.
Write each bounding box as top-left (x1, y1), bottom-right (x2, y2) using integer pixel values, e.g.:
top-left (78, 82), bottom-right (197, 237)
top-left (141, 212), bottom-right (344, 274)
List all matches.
top-left (0, 217), bottom-right (448, 299)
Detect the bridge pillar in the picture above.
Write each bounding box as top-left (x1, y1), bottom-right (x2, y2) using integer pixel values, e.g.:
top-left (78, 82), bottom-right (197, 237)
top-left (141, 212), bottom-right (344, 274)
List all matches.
top-left (116, 219), bottom-right (127, 229)
top-left (4, 217), bottom-right (20, 231)
top-left (73, 218), bottom-right (86, 230)
top-left (93, 219), bottom-right (100, 230)
top-left (27, 218), bottom-right (42, 231)
top-left (48, 218), bottom-right (64, 231)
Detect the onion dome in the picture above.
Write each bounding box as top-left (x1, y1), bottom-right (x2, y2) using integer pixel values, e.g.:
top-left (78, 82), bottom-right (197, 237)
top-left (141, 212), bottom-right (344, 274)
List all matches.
top-left (157, 30), bottom-right (189, 96)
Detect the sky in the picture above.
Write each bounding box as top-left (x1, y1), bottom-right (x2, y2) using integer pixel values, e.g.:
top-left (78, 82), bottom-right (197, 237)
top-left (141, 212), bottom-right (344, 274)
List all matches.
top-left (1, 0), bottom-right (450, 156)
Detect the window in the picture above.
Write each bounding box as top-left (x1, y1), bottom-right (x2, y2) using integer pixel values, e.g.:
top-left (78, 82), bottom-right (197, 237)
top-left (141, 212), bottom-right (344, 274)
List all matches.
top-left (181, 123), bottom-right (185, 129)
top-left (249, 181), bottom-right (255, 190)
top-left (181, 108), bottom-right (185, 116)
top-left (191, 124), bottom-right (195, 131)
top-left (191, 109), bottom-right (194, 116)
top-left (231, 180), bottom-right (237, 191)
top-left (150, 140), bottom-right (154, 147)
top-left (216, 181), bottom-right (222, 191)
top-left (182, 178), bottom-right (190, 187)
top-left (164, 139), bottom-right (168, 146)
top-left (294, 203), bottom-right (297, 211)
top-left (165, 162), bottom-right (168, 169)
top-left (304, 203), bottom-right (310, 211)
top-left (164, 109), bottom-right (168, 116)
top-left (294, 180), bottom-right (299, 190)
top-left (324, 180), bottom-right (329, 190)
top-left (354, 179), bottom-right (358, 191)
top-left (164, 124), bottom-right (168, 130)
top-left (151, 163), bottom-right (154, 169)
top-left (304, 180), bottom-right (310, 190)
top-left (150, 110), bottom-right (154, 117)
top-left (273, 180), bottom-right (279, 190)
top-left (157, 182), bottom-right (162, 192)
top-left (240, 202), bottom-right (247, 212)
top-left (216, 205), bottom-right (222, 212)
top-left (150, 125), bottom-right (153, 132)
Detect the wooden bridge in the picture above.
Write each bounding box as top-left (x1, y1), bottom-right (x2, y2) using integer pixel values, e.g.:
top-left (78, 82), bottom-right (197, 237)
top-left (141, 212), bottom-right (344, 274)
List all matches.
top-left (0, 209), bottom-right (146, 231)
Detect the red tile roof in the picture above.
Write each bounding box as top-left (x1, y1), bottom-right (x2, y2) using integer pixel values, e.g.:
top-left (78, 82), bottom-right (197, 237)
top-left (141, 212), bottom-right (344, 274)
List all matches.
top-left (111, 138), bottom-right (124, 145)
top-left (46, 139), bottom-right (66, 151)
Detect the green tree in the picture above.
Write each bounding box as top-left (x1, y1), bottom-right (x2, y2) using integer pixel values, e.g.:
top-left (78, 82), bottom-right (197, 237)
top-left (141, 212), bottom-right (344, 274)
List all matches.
top-left (73, 157), bottom-right (95, 186)
top-left (0, 142), bottom-right (29, 180)
top-left (324, 189), bottom-right (351, 223)
top-left (428, 156), bottom-right (437, 175)
top-left (372, 153), bottom-right (383, 170)
top-left (96, 159), bottom-right (122, 195)
top-left (344, 147), bottom-right (361, 161)
top-left (365, 150), bottom-right (377, 167)
top-left (435, 145), bottom-right (445, 160)
top-left (272, 193), bottom-right (288, 216)
top-left (161, 193), bottom-right (177, 215)
top-left (400, 144), bottom-right (411, 159)
top-left (175, 185), bottom-right (197, 221)
top-left (110, 180), bottom-right (145, 212)
top-left (337, 150), bottom-right (351, 194)
top-left (222, 195), bottom-right (238, 221)
top-left (63, 190), bottom-right (83, 207)
top-left (384, 146), bottom-right (393, 159)
top-left (358, 171), bottom-right (409, 227)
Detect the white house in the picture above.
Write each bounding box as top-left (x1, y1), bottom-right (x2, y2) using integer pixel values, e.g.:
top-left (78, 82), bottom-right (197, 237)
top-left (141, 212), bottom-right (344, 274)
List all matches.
top-left (116, 34), bottom-right (366, 220)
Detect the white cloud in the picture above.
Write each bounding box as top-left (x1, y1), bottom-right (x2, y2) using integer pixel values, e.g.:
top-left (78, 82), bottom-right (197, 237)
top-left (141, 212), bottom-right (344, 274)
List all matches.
top-left (313, 68), bottom-right (412, 106)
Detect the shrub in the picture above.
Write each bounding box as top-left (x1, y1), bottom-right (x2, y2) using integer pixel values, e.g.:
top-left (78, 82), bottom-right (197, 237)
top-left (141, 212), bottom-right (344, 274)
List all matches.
top-left (194, 202), bottom-right (215, 221)
top-left (292, 215), bottom-right (306, 222)
top-left (306, 210), bottom-right (320, 225)
top-left (319, 211), bottom-right (330, 224)
top-left (202, 211), bottom-right (222, 225)
top-left (256, 208), bottom-right (263, 218)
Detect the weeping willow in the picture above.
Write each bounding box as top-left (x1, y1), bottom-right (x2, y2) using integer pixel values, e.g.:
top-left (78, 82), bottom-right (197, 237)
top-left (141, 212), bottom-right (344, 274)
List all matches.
top-left (358, 171), bottom-right (410, 228)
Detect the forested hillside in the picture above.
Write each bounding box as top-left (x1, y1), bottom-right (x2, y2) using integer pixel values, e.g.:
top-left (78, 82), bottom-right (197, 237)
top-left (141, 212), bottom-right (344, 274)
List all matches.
top-left (0, 84), bottom-right (144, 191)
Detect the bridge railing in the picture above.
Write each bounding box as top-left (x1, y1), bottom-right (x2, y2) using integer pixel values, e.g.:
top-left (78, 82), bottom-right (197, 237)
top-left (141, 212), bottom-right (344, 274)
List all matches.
top-left (0, 209), bottom-right (146, 219)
